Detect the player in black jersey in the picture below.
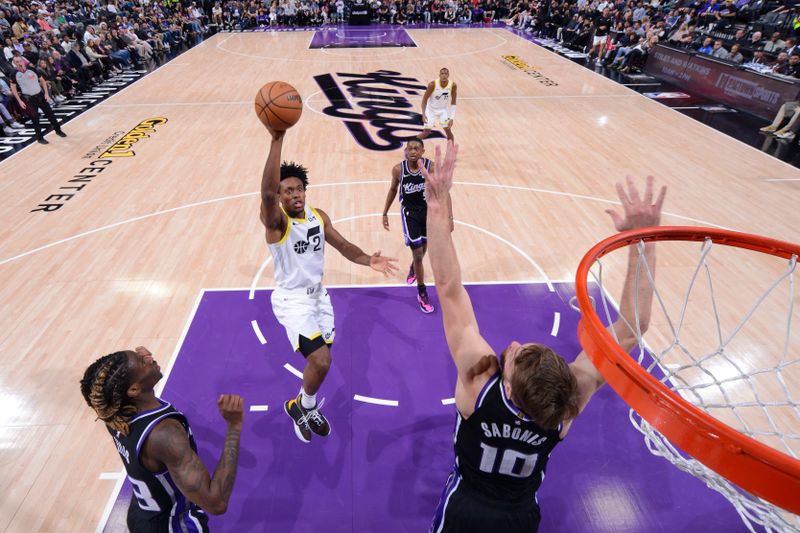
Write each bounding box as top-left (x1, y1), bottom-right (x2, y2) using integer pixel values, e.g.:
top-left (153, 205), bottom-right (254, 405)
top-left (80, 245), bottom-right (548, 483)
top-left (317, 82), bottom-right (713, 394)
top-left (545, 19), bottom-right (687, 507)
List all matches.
top-left (81, 346), bottom-right (244, 532)
top-left (382, 139), bottom-right (453, 314)
top-left (424, 142), bottom-right (666, 532)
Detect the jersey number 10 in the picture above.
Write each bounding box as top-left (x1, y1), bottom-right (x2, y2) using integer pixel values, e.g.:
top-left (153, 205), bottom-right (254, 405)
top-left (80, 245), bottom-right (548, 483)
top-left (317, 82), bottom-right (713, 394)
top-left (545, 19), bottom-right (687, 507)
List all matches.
top-left (478, 442), bottom-right (539, 478)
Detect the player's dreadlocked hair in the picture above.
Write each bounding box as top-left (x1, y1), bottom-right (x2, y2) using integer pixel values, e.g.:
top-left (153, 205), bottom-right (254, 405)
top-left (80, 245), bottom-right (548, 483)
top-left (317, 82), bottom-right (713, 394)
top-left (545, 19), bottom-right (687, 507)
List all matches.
top-left (80, 351), bottom-right (138, 436)
top-left (280, 161), bottom-right (309, 189)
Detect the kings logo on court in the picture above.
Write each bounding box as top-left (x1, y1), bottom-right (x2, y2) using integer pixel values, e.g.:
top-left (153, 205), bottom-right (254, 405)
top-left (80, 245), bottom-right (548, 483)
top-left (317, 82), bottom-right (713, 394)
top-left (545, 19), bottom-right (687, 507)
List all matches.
top-left (313, 70), bottom-right (444, 151)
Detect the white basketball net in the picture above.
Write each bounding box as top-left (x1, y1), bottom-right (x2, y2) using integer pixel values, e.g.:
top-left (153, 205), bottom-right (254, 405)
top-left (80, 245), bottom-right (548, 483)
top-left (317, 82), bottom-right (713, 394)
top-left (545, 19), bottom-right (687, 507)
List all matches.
top-left (588, 238), bottom-right (800, 533)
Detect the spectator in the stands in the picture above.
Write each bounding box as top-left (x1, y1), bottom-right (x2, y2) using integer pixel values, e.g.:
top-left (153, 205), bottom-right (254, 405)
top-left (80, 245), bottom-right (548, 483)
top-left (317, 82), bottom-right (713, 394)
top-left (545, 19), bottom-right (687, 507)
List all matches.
top-left (697, 36), bottom-right (714, 54)
top-left (712, 39), bottom-right (729, 59)
top-left (729, 43), bottom-right (745, 63)
top-left (771, 51), bottom-right (789, 74)
top-left (748, 30), bottom-right (763, 48)
top-left (732, 28), bottom-right (749, 48)
top-left (763, 31), bottom-right (786, 53)
top-left (784, 37), bottom-right (798, 56)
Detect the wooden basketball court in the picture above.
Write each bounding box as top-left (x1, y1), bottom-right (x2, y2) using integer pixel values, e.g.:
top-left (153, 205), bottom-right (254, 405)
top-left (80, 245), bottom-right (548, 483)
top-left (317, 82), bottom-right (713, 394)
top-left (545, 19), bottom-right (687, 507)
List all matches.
top-left (1, 27), bottom-right (798, 531)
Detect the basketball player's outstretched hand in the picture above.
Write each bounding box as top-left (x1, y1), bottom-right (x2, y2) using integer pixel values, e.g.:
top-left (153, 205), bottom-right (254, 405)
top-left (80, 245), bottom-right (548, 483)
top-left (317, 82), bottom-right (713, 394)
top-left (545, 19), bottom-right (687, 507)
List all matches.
top-left (268, 128), bottom-right (285, 142)
top-left (420, 141), bottom-right (459, 205)
top-left (218, 394), bottom-right (244, 428)
top-left (605, 175), bottom-right (666, 232)
top-left (369, 251), bottom-right (399, 278)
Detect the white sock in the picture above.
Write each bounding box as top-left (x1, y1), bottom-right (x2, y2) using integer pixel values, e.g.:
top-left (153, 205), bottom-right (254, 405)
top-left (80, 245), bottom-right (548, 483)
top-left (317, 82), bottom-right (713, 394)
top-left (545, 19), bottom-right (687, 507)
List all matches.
top-left (300, 388), bottom-right (317, 410)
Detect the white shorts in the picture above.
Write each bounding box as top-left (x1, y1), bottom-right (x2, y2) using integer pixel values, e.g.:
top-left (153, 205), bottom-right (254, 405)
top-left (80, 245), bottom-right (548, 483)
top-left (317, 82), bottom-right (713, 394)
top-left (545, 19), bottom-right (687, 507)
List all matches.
top-left (271, 283), bottom-right (335, 352)
top-left (593, 35), bottom-right (607, 46)
top-left (424, 107), bottom-right (452, 129)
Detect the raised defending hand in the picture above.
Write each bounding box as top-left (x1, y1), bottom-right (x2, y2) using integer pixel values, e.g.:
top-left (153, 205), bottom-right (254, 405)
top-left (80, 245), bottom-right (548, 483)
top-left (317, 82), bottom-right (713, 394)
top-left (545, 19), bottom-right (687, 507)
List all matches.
top-left (420, 141), bottom-right (458, 205)
top-left (369, 251), bottom-right (399, 278)
top-left (218, 394), bottom-right (244, 428)
top-left (605, 175), bottom-right (666, 231)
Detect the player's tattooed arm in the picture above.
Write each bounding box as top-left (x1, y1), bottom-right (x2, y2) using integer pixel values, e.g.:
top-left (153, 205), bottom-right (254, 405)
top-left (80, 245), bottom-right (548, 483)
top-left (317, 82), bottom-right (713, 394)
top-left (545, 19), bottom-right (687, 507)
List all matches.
top-left (145, 396), bottom-right (243, 515)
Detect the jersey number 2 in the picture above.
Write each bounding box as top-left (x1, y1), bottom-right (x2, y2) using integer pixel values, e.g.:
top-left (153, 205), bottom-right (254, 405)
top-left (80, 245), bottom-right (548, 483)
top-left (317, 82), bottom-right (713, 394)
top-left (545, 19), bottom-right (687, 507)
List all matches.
top-left (479, 443), bottom-right (538, 478)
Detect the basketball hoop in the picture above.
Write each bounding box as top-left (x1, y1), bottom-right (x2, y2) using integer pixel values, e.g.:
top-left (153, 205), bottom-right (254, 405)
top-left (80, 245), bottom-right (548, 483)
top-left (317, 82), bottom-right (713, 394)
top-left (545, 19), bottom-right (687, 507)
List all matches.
top-left (575, 226), bottom-right (800, 531)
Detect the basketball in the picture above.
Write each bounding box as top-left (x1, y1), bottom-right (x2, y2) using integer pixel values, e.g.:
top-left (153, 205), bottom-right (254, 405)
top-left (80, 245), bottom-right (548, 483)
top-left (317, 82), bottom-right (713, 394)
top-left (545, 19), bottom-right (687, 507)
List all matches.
top-left (254, 81), bottom-right (303, 131)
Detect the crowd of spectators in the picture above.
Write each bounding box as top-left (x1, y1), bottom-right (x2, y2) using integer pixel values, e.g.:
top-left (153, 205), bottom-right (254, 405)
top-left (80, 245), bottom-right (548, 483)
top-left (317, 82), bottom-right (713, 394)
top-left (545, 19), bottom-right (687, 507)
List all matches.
top-left (1, 0), bottom-right (210, 138)
top-left (508, 0), bottom-right (800, 75)
top-left (4, 0), bottom-right (800, 141)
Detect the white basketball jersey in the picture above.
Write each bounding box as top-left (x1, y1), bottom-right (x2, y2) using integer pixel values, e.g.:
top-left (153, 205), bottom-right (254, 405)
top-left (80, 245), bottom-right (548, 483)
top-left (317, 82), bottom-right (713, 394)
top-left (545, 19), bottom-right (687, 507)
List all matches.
top-left (269, 205), bottom-right (326, 289)
top-left (427, 79), bottom-right (453, 111)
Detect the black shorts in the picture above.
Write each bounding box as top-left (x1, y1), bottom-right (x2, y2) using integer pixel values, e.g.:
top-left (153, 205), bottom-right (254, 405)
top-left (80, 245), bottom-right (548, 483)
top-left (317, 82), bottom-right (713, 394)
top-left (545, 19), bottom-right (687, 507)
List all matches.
top-left (400, 205), bottom-right (427, 248)
top-left (430, 472), bottom-right (541, 533)
top-left (127, 495), bottom-right (210, 532)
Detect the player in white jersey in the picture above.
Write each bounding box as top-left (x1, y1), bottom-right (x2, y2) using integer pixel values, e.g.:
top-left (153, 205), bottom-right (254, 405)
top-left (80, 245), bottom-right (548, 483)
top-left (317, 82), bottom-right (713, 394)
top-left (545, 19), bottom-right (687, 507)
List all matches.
top-left (260, 128), bottom-right (399, 443)
top-left (418, 67), bottom-right (458, 142)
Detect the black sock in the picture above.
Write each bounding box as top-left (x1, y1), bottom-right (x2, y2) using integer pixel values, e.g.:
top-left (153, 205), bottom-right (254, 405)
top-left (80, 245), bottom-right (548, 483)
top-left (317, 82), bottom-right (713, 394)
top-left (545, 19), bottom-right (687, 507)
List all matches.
top-left (417, 284), bottom-right (426, 295)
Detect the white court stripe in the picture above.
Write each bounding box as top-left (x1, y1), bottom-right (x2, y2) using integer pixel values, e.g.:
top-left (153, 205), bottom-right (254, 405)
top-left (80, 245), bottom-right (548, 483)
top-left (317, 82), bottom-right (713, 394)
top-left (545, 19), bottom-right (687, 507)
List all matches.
top-left (354, 395), bottom-right (399, 407)
top-left (95, 471), bottom-right (126, 533)
top-left (283, 363), bottom-right (303, 379)
top-left (763, 177), bottom-right (800, 182)
top-left (251, 319), bottom-right (267, 344)
top-left (99, 471), bottom-right (124, 480)
top-left (441, 398), bottom-right (456, 405)
top-left (250, 405), bottom-right (269, 412)
top-left (550, 312), bottom-right (561, 337)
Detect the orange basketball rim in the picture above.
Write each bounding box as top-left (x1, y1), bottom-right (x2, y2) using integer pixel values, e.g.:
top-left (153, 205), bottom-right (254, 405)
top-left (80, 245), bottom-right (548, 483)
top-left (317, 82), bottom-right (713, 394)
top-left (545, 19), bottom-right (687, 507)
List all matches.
top-left (575, 226), bottom-right (800, 515)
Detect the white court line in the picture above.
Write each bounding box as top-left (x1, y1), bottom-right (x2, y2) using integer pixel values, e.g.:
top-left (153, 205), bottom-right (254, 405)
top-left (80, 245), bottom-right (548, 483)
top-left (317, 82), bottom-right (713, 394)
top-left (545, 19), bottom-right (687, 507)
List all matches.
top-left (550, 312), bottom-right (561, 337)
top-left (247, 212), bottom-right (554, 296)
top-left (441, 398), bottom-right (456, 405)
top-left (95, 473), bottom-right (126, 533)
top-left (354, 394), bottom-right (399, 406)
top-left (283, 363), bottom-right (304, 379)
top-left (98, 472), bottom-right (124, 480)
top-left (672, 106), bottom-right (701, 110)
top-left (2, 181), bottom-right (731, 268)
top-left (250, 405), bottom-right (270, 412)
top-left (763, 177), bottom-right (800, 182)
top-left (96, 289), bottom-right (205, 532)
top-left (251, 319), bottom-right (268, 344)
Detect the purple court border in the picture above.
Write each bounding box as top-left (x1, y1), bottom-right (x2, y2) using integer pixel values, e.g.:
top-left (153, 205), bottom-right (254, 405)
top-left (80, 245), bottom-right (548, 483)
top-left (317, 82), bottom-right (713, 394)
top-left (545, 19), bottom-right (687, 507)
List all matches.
top-left (98, 282), bottom-right (747, 532)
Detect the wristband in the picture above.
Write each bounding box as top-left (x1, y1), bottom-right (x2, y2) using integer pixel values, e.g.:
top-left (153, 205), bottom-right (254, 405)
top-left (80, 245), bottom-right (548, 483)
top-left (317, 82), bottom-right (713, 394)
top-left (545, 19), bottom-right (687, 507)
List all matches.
top-left (450, 106), bottom-right (457, 120)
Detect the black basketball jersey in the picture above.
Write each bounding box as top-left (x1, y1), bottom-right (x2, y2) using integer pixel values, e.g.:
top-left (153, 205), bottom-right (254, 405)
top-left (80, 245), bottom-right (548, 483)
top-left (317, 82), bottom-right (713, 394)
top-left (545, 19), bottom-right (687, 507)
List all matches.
top-left (108, 399), bottom-right (209, 531)
top-left (398, 158), bottom-right (431, 209)
top-left (454, 372), bottom-right (562, 503)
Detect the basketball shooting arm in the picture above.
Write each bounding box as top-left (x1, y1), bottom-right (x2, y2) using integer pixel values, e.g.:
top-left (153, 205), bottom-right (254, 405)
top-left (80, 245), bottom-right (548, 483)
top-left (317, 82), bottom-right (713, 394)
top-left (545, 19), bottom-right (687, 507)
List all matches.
top-left (259, 129), bottom-right (288, 243)
top-left (565, 176), bottom-right (666, 436)
top-left (423, 142), bottom-right (495, 418)
top-left (141, 395), bottom-right (244, 514)
top-left (381, 164), bottom-right (402, 230)
top-left (315, 208), bottom-right (400, 277)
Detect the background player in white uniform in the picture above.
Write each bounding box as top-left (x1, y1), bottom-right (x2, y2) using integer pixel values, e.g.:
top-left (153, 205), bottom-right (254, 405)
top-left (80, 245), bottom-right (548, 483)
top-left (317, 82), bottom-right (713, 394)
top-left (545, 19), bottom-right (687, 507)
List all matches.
top-left (260, 128), bottom-right (399, 443)
top-left (418, 67), bottom-right (458, 142)
top-left (423, 142), bottom-right (666, 532)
